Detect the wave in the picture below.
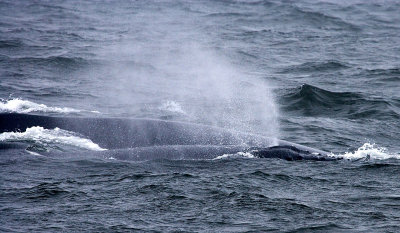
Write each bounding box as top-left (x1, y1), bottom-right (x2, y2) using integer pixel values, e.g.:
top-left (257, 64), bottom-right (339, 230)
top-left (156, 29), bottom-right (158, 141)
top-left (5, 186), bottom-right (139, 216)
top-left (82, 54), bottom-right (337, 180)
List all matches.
top-left (0, 126), bottom-right (106, 151)
top-left (205, 12), bottom-right (253, 18)
top-left (280, 84), bottom-right (400, 119)
top-left (359, 68), bottom-right (400, 82)
top-left (289, 7), bottom-right (361, 31)
top-left (19, 182), bottom-right (71, 200)
top-left (210, 0), bottom-right (273, 6)
top-left (0, 39), bottom-right (25, 49)
top-left (1, 55), bottom-right (88, 70)
top-left (366, 68), bottom-right (400, 75)
top-left (280, 61), bottom-right (350, 73)
top-left (329, 143), bottom-right (400, 161)
top-left (0, 98), bottom-right (99, 114)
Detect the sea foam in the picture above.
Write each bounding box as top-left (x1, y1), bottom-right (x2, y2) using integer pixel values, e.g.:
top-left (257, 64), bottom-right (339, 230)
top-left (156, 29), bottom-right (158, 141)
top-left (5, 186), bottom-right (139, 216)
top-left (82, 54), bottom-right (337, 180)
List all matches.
top-left (0, 126), bottom-right (106, 151)
top-left (0, 98), bottom-right (99, 114)
top-left (214, 152), bottom-right (255, 160)
top-left (214, 143), bottom-right (400, 161)
top-left (330, 143), bottom-right (400, 160)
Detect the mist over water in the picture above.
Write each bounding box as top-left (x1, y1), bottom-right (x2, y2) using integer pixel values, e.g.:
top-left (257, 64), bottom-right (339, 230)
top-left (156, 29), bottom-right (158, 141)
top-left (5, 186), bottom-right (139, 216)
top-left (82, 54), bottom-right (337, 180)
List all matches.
top-left (86, 9), bottom-right (279, 137)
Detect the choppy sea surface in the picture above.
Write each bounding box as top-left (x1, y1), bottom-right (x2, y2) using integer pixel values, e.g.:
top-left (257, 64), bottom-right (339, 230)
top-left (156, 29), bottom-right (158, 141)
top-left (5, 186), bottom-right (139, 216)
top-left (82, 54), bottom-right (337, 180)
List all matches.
top-left (1, 0), bottom-right (400, 232)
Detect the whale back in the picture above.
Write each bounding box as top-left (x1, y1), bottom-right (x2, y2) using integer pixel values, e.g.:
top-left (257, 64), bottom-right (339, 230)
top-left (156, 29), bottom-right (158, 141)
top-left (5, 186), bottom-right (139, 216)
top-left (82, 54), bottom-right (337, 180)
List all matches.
top-left (0, 113), bottom-right (276, 148)
top-left (0, 113), bottom-right (331, 160)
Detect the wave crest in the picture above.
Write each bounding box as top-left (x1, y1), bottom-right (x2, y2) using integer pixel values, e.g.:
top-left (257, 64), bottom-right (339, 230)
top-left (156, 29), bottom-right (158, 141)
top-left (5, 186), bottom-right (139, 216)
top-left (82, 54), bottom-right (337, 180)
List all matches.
top-left (0, 98), bottom-right (98, 114)
top-left (281, 84), bottom-right (399, 119)
top-left (281, 61), bottom-right (349, 73)
top-left (0, 126), bottom-right (106, 151)
top-left (330, 143), bottom-right (400, 160)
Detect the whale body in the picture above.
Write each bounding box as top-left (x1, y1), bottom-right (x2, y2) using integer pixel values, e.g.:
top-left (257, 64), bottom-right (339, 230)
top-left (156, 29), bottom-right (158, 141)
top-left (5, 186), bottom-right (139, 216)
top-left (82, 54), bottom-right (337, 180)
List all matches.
top-left (0, 113), bottom-right (338, 161)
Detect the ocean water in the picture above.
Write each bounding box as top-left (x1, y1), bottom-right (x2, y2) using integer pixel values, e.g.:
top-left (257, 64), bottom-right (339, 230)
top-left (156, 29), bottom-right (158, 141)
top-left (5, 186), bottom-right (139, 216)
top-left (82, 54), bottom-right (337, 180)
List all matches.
top-left (1, 0), bottom-right (400, 232)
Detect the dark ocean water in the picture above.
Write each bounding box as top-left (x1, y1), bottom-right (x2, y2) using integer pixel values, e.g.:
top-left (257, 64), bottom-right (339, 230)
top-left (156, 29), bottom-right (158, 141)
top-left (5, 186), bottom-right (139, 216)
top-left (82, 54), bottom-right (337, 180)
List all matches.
top-left (1, 0), bottom-right (400, 232)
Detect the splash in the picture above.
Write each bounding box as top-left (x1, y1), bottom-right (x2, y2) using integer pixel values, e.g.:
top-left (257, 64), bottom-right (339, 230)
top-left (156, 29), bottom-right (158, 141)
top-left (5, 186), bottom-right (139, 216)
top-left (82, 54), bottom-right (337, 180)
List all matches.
top-left (330, 143), bottom-right (400, 160)
top-left (214, 151), bottom-right (255, 160)
top-left (159, 100), bottom-right (186, 115)
top-left (0, 126), bottom-right (106, 151)
top-left (0, 98), bottom-right (99, 114)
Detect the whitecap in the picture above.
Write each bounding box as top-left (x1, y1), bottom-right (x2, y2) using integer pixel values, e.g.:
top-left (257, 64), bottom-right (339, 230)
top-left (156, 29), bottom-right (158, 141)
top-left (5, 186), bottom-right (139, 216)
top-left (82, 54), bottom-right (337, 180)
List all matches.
top-left (0, 98), bottom-right (99, 114)
top-left (0, 126), bottom-right (107, 151)
top-left (329, 143), bottom-right (400, 160)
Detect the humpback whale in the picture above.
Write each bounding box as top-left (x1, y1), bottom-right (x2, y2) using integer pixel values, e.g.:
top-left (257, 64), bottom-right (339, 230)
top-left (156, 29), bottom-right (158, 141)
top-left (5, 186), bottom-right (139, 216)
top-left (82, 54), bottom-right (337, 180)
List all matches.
top-left (0, 113), bottom-right (338, 161)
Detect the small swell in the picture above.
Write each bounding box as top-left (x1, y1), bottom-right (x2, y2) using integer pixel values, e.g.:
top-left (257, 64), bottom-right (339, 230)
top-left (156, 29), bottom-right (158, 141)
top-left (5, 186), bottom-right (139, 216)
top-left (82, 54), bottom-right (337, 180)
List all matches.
top-left (0, 126), bottom-right (106, 151)
top-left (4, 55), bottom-right (88, 70)
top-left (211, 0), bottom-right (274, 7)
top-left (25, 182), bottom-right (70, 199)
top-left (0, 39), bottom-right (25, 48)
top-left (361, 68), bottom-right (400, 82)
top-left (366, 68), bottom-right (400, 76)
top-left (281, 60), bottom-right (350, 73)
top-left (289, 7), bottom-right (361, 31)
top-left (205, 12), bottom-right (253, 18)
top-left (290, 223), bottom-right (345, 232)
top-left (280, 84), bottom-right (400, 119)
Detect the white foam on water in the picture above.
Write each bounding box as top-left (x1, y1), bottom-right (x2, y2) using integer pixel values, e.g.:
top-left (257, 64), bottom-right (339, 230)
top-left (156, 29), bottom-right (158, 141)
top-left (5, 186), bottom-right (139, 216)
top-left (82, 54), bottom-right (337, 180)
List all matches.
top-left (159, 100), bottom-right (186, 115)
top-left (0, 98), bottom-right (99, 114)
top-left (329, 143), bottom-right (400, 160)
top-left (213, 151), bottom-right (255, 160)
top-left (0, 126), bottom-right (107, 151)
